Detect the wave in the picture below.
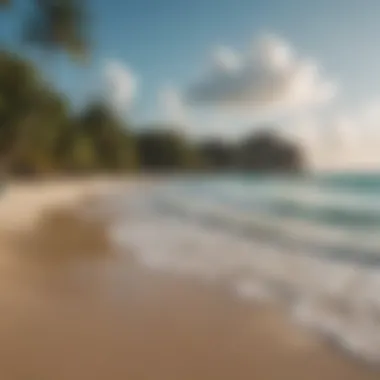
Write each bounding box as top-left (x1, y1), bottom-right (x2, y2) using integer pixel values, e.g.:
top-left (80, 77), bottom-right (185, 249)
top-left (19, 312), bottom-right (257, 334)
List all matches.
top-left (163, 179), bottom-right (380, 220)
top-left (149, 190), bottom-right (380, 262)
top-left (106, 179), bottom-right (380, 364)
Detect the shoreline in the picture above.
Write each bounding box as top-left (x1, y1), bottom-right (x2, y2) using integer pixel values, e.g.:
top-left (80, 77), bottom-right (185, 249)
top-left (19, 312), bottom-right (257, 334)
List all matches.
top-left (0, 178), bottom-right (379, 379)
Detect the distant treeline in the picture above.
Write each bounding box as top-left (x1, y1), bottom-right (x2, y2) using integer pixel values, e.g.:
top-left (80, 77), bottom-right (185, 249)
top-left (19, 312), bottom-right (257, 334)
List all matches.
top-left (0, 51), bottom-right (305, 176)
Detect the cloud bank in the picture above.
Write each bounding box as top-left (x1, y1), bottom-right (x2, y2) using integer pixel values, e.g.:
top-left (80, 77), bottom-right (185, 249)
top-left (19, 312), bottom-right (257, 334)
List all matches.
top-left (186, 35), bottom-right (336, 113)
top-left (288, 100), bottom-right (380, 169)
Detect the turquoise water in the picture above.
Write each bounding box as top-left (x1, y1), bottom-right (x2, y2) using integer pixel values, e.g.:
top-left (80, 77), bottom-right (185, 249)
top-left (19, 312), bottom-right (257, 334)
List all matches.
top-left (149, 174), bottom-right (380, 266)
top-left (111, 173), bottom-right (380, 363)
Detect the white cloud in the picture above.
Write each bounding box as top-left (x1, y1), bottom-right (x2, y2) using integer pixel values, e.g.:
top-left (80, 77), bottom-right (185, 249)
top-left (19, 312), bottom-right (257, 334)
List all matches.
top-left (151, 33), bottom-right (380, 170)
top-left (186, 34), bottom-right (336, 114)
top-left (156, 85), bottom-right (268, 138)
top-left (212, 46), bottom-right (241, 72)
top-left (104, 60), bottom-right (138, 112)
top-left (287, 101), bottom-right (380, 170)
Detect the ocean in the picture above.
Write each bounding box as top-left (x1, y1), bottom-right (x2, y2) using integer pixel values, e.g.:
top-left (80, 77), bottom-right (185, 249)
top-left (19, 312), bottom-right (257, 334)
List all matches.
top-left (108, 173), bottom-right (380, 364)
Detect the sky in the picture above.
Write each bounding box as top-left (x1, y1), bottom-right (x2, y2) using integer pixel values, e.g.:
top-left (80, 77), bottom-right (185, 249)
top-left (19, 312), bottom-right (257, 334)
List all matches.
top-left (2, 0), bottom-right (380, 169)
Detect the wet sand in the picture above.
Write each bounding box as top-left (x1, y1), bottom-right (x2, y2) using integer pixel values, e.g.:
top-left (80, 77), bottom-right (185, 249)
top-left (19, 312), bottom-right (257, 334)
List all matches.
top-left (0, 180), bottom-right (379, 380)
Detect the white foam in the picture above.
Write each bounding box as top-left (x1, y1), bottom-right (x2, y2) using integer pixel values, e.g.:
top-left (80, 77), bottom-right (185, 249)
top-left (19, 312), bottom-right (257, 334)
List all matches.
top-left (153, 190), bottom-right (380, 256)
top-left (105, 187), bottom-right (380, 364)
top-left (162, 179), bottom-right (380, 214)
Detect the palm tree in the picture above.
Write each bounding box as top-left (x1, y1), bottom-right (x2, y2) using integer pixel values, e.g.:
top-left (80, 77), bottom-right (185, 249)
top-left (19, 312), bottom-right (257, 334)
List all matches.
top-left (1, 0), bottom-right (89, 61)
top-left (23, 0), bottom-right (90, 62)
top-left (0, 0), bottom-right (90, 174)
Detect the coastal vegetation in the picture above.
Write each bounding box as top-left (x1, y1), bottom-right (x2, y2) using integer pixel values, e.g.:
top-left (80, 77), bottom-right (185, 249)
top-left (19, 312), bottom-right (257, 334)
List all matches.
top-left (0, 1), bottom-right (305, 176)
top-left (0, 50), bottom-right (305, 175)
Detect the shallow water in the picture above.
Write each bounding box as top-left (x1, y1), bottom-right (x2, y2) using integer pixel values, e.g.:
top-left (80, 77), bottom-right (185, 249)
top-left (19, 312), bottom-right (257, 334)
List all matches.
top-left (109, 174), bottom-right (380, 364)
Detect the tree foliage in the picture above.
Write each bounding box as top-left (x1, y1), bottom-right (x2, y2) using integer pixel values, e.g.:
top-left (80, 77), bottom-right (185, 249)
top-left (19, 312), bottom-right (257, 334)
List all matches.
top-left (2, 0), bottom-right (89, 61)
top-left (137, 128), bottom-right (193, 171)
top-left (0, 1), bottom-right (306, 177)
top-left (0, 51), bottom-right (45, 165)
top-left (0, 52), bottom-right (137, 174)
top-left (198, 139), bottom-right (236, 170)
top-left (75, 102), bottom-right (137, 171)
top-left (237, 130), bottom-right (305, 173)
top-left (0, 51), bottom-right (305, 176)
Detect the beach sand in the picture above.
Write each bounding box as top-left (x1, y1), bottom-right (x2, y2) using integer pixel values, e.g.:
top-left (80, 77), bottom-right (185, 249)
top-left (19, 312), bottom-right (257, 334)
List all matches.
top-left (0, 179), bottom-right (378, 380)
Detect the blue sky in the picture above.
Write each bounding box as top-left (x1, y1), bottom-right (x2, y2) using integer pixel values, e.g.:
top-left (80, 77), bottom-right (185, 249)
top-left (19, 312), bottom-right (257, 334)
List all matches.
top-left (2, 0), bottom-right (380, 168)
top-left (87, 0), bottom-right (380, 118)
top-left (1, 0), bottom-right (380, 116)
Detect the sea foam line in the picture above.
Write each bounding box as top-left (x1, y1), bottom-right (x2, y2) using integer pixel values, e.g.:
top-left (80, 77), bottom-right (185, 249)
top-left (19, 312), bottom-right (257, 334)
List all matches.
top-left (103, 191), bottom-right (380, 364)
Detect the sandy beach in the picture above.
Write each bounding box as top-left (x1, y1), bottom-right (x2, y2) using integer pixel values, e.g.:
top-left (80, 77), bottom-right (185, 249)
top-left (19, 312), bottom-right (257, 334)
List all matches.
top-left (0, 179), bottom-right (378, 380)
